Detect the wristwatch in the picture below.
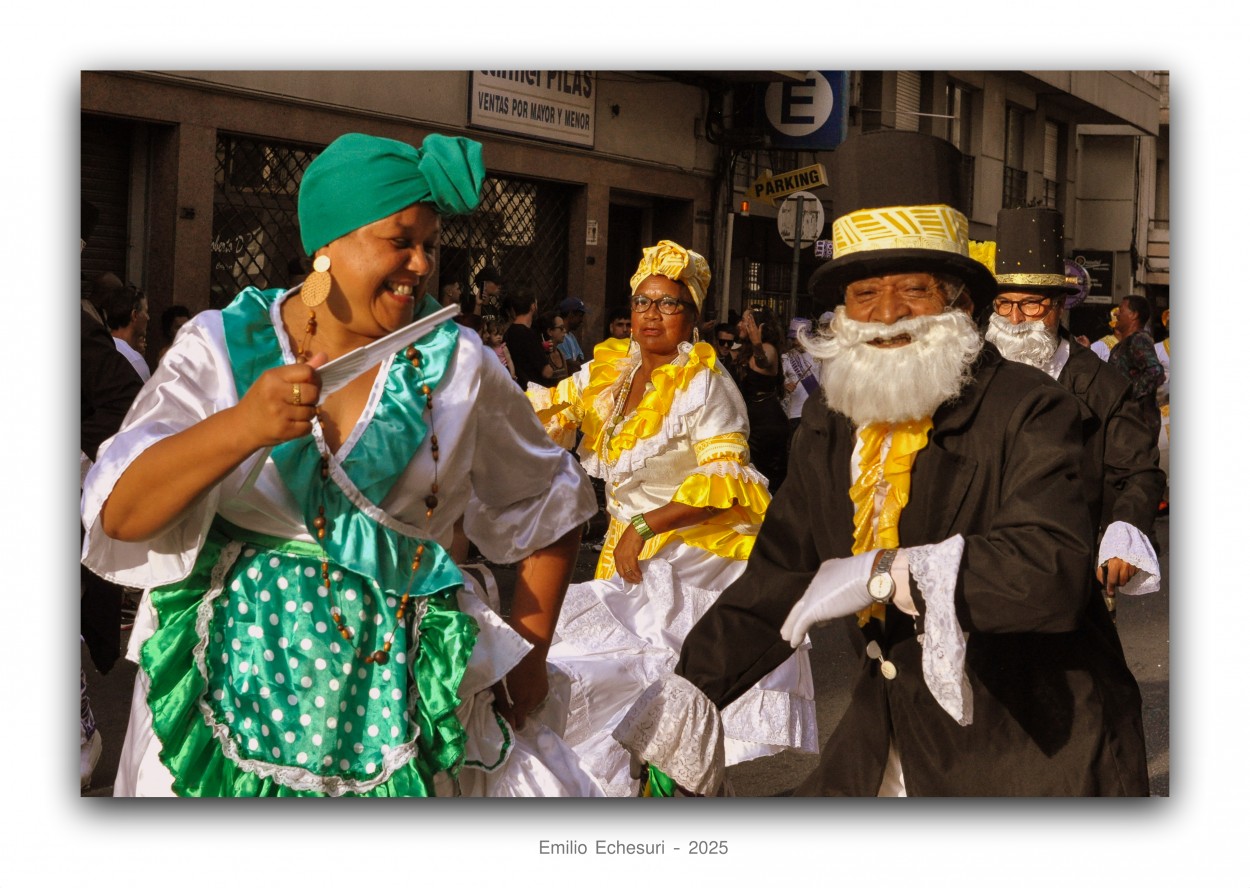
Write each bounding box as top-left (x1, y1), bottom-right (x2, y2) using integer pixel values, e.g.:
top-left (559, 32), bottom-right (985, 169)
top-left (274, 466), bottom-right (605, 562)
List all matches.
top-left (867, 548), bottom-right (899, 604)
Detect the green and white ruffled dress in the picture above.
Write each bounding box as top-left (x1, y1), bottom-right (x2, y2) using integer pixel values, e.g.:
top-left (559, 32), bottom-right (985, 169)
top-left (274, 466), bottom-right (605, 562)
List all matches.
top-left (81, 287), bottom-right (600, 797)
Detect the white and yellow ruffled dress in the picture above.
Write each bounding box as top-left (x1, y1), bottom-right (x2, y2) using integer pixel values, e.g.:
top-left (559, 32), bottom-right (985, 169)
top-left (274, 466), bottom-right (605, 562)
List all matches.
top-left (529, 336), bottom-right (817, 796)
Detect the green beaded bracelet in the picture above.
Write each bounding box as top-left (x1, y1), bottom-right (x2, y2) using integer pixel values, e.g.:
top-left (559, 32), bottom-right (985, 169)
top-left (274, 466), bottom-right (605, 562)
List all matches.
top-left (630, 512), bottom-right (656, 541)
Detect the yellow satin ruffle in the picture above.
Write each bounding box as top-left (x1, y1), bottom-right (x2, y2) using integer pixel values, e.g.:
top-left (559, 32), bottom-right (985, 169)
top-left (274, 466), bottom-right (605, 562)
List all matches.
top-left (583, 338), bottom-right (721, 465)
top-left (672, 470), bottom-right (770, 527)
top-left (594, 511), bottom-right (756, 581)
top-left (527, 376), bottom-right (581, 449)
top-left (849, 418), bottom-right (933, 625)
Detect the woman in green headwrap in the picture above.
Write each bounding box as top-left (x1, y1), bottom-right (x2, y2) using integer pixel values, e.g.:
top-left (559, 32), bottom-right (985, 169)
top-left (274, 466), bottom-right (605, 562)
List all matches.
top-left (82, 132), bottom-right (601, 797)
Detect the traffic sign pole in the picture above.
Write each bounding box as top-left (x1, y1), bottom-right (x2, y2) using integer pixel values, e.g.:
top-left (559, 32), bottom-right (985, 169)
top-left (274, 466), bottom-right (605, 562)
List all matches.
top-left (789, 195), bottom-right (804, 322)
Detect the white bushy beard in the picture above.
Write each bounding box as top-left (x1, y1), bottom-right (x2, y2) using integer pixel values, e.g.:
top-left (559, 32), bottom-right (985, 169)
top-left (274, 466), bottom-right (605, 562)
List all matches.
top-left (983, 312), bottom-right (1060, 372)
top-left (799, 306), bottom-right (983, 425)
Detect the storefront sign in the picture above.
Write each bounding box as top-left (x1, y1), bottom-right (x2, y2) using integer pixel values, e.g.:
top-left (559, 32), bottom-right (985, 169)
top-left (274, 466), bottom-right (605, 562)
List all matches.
top-left (469, 71), bottom-right (595, 148)
top-left (749, 163), bottom-right (828, 206)
top-left (1072, 250), bottom-right (1115, 304)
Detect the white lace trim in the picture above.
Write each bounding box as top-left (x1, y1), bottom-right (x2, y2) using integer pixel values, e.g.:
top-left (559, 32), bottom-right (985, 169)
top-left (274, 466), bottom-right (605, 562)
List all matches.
top-left (582, 342), bottom-right (711, 480)
top-left (1097, 520), bottom-right (1160, 596)
top-left (613, 673), bottom-right (725, 796)
top-left (190, 541), bottom-right (424, 796)
top-left (721, 687), bottom-right (819, 752)
top-left (686, 458), bottom-right (770, 485)
top-left (907, 534), bottom-right (973, 726)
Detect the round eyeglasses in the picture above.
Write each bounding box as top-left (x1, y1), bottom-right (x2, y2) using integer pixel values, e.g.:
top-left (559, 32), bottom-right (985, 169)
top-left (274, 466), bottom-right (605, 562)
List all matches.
top-left (631, 294), bottom-right (694, 316)
top-left (992, 296), bottom-right (1056, 319)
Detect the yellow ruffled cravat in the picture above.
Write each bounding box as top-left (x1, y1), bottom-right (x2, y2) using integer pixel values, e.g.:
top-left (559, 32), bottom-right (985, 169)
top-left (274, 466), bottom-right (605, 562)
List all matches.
top-left (849, 418), bottom-right (933, 625)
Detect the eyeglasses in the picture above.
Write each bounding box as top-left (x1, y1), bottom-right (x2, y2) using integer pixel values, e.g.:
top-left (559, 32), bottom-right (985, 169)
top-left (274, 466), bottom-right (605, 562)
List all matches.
top-left (716, 338), bottom-right (735, 347)
top-left (631, 294), bottom-right (694, 316)
top-left (992, 297), bottom-right (1055, 319)
top-left (550, 324), bottom-right (566, 330)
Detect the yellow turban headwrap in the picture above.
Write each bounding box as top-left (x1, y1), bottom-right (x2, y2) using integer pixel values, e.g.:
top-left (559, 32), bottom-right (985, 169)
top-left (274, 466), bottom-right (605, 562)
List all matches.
top-left (629, 240), bottom-right (711, 311)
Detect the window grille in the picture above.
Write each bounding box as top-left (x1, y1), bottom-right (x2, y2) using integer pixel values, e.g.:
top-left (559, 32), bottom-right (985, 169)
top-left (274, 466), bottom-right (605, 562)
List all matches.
top-left (1002, 166), bottom-right (1028, 209)
top-left (211, 137), bottom-right (573, 316)
top-left (440, 175), bottom-right (572, 313)
top-left (211, 133), bottom-right (317, 310)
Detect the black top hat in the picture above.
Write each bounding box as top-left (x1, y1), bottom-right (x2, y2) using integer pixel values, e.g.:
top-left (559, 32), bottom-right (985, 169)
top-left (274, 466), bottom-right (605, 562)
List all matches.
top-left (992, 207), bottom-right (1080, 297)
top-left (808, 131), bottom-right (997, 315)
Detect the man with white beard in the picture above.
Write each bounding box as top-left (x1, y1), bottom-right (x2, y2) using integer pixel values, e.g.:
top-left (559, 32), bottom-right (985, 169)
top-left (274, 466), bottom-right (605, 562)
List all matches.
top-left (983, 207), bottom-right (1164, 617)
top-left (613, 132), bottom-right (1149, 796)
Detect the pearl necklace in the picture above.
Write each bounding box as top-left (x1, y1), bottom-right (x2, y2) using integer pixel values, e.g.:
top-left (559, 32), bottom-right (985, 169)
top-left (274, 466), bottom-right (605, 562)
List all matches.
top-left (598, 349), bottom-right (683, 465)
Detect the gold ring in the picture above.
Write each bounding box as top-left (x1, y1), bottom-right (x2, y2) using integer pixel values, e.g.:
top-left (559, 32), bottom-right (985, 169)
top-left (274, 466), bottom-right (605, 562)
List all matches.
top-left (291, 383), bottom-right (302, 406)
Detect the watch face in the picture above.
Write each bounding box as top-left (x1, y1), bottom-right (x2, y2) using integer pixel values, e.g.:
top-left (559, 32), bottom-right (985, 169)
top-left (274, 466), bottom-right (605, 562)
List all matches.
top-left (868, 572), bottom-right (895, 603)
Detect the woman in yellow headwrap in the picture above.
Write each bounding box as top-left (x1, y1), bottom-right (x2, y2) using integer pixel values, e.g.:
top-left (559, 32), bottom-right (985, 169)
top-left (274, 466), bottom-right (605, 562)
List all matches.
top-left (528, 240), bottom-right (817, 796)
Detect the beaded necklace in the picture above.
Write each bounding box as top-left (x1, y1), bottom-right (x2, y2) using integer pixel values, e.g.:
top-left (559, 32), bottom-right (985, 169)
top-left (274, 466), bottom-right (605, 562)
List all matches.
top-left (314, 343), bottom-right (440, 666)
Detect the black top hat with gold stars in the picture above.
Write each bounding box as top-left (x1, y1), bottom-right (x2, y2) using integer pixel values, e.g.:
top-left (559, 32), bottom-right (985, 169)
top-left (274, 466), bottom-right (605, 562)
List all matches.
top-left (808, 131), bottom-right (997, 314)
top-left (992, 207), bottom-right (1081, 297)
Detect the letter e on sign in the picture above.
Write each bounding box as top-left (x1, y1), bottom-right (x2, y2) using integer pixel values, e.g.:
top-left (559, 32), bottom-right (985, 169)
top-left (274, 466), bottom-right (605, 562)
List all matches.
top-left (765, 72), bottom-right (834, 138)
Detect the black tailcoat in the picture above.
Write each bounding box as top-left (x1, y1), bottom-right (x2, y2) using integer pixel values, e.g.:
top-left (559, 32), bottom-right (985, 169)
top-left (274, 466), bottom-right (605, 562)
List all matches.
top-left (1056, 330), bottom-right (1164, 540)
top-left (676, 344), bottom-right (1149, 796)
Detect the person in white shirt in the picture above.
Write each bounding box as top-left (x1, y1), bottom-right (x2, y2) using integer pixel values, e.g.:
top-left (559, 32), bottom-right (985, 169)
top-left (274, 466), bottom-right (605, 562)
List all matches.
top-left (103, 283), bottom-right (151, 382)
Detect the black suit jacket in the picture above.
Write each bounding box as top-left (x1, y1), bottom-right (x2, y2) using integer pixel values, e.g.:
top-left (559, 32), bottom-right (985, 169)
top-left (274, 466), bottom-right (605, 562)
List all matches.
top-left (1057, 329), bottom-right (1164, 539)
top-left (676, 344), bottom-right (1148, 796)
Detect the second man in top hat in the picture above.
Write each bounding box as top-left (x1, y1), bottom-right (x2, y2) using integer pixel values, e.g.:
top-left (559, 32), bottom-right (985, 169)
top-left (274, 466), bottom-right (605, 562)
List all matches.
top-left (983, 206), bottom-right (1164, 615)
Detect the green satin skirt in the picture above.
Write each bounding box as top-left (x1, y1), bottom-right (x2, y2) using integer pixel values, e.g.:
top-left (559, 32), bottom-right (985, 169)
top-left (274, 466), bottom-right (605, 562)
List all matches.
top-left (140, 521), bottom-right (479, 797)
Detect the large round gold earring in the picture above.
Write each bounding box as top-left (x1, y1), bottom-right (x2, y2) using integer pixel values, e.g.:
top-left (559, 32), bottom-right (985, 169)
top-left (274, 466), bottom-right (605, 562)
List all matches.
top-left (301, 254), bottom-right (332, 308)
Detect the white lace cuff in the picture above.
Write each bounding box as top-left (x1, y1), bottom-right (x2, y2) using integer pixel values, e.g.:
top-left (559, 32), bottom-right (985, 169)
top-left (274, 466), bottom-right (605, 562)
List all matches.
top-left (1097, 520), bottom-right (1160, 596)
top-left (612, 673), bottom-right (725, 796)
top-left (906, 534), bottom-right (973, 726)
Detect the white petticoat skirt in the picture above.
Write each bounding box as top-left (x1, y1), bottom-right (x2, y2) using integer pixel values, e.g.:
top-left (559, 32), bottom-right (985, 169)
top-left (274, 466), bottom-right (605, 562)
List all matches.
top-left (546, 542), bottom-right (819, 796)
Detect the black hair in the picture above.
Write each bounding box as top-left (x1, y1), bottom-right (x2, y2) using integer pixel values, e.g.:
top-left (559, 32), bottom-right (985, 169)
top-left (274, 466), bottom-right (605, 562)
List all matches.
top-left (103, 284), bottom-right (145, 331)
top-left (1122, 294), bottom-right (1152, 327)
top-left (744, 306), bottom-right (783, 349)
top-left (608, 305), bottom-right (631, 324)
top-left (501, 289), bottom-right (537, 320)
top-left (161, 305), bottom-right (192, 340)
top-left (536, 310), bottom-right (564, 340)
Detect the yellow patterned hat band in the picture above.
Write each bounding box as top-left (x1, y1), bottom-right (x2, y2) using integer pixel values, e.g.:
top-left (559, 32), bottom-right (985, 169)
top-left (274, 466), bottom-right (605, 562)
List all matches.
top-left (832, 204), bottom-right (970, 260)
top-left (630, 240), bottom-right (711, 311)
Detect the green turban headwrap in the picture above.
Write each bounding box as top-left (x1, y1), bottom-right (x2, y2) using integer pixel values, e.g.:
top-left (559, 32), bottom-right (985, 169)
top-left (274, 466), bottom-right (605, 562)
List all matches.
top-left (298, 132), bottom-right (485, 254)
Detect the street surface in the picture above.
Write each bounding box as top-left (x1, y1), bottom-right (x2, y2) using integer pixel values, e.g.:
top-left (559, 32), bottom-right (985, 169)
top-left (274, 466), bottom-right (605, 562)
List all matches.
top-left (82, 517), bottom-right (1169, 797)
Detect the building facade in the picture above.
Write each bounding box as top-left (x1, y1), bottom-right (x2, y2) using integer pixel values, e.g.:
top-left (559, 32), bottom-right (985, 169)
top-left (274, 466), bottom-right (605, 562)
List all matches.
top-left (80, 69), bottom-right (1168, 366)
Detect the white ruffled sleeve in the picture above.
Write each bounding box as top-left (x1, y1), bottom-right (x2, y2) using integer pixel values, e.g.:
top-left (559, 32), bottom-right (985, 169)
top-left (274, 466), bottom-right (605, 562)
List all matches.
top-left (463, 348), bottom-right (598, 564)
top-left (1097, 520), bottom-right (1161, 596)
top-left (612, 673), bottom-right (726, 796)
top-left (80, 313), bottom-right (249, 590)
top-left (906, 534), bottom-right (974, 726)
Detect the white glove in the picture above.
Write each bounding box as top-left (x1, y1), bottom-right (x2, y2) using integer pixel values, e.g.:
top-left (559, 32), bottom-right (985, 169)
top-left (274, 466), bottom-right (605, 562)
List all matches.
top-left (780, 550), bottom-right (879, 647)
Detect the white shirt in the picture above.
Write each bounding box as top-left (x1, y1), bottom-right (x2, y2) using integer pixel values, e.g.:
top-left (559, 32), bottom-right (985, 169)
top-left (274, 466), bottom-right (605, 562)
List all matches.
top-left (113, 336), bottom-right (151, 382)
